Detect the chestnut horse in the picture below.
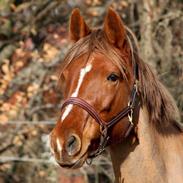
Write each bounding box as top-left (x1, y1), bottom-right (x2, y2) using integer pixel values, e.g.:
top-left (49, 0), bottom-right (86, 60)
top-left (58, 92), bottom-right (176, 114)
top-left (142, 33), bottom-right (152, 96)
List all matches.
top-left (50, 8), bottom-right (183, 183)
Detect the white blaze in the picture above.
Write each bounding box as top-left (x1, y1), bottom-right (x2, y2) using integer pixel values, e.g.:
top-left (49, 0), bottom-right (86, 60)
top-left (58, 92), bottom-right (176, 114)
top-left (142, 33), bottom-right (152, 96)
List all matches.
top-left (48, 134), bottom-right (55, 155)
top-left (56, 138), bottom-right (62, 152)
top-left (61, 63), bottom-right (92, 121)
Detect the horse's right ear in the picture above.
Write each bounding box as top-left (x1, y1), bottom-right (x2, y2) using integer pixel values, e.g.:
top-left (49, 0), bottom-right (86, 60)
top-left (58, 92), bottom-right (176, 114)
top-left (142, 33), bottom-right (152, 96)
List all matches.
top-left (69, 9), bottom-right (91, 42)
top-left (103, 8), bottom-right (126, 49)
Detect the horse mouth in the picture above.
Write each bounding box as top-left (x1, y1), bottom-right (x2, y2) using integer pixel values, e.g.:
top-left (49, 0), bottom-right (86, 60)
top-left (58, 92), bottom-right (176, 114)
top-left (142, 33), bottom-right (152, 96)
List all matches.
top-left (58, 162), bottom-right (78, 169)
top-left (57, 150), bottom-right (88, 169)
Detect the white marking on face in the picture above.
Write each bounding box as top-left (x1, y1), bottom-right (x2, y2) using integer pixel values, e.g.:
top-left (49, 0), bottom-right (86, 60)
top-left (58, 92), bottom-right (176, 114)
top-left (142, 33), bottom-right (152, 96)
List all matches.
top-left (56, 138), bottom-right (62, 152)
top-left (61, 62), bottom-right (93, 121)
top-left (49, 134), bottom-right (55, 155)
top-left (49, 156), bottom-right (58, 165)
top-left (61, 104), bottom-right (73, 121)
top-left (50, 146), bottom-right (54, 155)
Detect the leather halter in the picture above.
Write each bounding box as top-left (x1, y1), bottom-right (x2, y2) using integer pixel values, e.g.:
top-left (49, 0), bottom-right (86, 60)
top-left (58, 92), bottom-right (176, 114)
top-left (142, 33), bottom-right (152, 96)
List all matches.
top-left (61, 32), bottom-right (140, 158)
top-left (61, 81), bottom-right (139, 157)
top-left (61, 65), bottom-right (139, 159)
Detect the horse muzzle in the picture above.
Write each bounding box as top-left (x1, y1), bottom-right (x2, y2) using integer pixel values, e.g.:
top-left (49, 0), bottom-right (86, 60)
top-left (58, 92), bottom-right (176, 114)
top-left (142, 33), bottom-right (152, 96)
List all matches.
top-left (49, 132), bottom-right (87, 167)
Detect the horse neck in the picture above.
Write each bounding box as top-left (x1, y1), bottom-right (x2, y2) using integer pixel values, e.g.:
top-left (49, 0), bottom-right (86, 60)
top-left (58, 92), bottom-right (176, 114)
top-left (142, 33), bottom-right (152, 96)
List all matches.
top-left (109, 107), bottom-right (183, 183)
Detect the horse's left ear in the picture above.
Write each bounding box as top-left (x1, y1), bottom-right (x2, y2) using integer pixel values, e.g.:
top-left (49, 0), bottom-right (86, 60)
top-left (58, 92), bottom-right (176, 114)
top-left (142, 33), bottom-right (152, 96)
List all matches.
top-left (104, 8), bottom-right (126, 49)
top-left (69, 8), bottom-right (91, 42)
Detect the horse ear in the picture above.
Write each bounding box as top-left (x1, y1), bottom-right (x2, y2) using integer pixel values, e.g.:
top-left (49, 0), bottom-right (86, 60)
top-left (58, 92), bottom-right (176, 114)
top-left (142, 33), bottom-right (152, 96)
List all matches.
top-left (69, 8), bottom-right (91, 42)
top-left (104, 8), bottom-right (126, 48)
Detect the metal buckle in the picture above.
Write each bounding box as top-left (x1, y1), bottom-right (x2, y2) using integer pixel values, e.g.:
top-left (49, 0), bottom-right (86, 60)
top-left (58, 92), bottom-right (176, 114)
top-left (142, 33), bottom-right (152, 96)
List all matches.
top-left (128, 109), bottom-right (134, 126)
top-left (134, 80), bottom-right (138, 92)
top-left (100, 126), bottom-right (109, 146)
top-left (97, 126), bottom-right (109, 155)
top-left (86, 158), bottom-right (93, 165)
top-left (127, 80), bottom-right (138, 126)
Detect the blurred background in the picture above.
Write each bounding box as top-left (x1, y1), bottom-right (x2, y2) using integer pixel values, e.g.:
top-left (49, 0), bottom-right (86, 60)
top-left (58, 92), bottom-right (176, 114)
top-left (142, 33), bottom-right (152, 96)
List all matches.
top-left (0, 0), bottom-right (182, 182)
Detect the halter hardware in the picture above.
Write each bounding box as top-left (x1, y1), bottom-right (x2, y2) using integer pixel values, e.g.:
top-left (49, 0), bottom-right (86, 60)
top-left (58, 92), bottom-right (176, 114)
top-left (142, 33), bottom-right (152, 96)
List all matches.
top-left (127, 80), bottom-right (138, 126)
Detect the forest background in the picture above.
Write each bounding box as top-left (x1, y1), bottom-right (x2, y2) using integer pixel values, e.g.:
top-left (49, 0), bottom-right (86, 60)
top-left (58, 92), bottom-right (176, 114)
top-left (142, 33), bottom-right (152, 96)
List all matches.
top-left (0, 0), bottom-right (182, 183)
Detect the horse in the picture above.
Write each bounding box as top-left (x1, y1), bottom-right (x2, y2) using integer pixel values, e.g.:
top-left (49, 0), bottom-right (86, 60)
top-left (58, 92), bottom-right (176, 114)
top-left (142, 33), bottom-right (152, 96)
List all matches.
top-left (50, 8), bottom-right (183, 183)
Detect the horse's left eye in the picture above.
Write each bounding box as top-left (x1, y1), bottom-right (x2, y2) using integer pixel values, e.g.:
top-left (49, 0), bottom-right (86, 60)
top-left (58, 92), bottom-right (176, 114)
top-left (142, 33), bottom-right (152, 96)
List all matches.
top-left (107, 73), bottom-right (119, 82)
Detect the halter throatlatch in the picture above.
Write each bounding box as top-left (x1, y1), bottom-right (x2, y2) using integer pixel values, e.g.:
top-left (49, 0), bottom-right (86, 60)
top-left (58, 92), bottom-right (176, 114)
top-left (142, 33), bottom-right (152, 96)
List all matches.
top-left (61, 79), bottom-right (139, 158)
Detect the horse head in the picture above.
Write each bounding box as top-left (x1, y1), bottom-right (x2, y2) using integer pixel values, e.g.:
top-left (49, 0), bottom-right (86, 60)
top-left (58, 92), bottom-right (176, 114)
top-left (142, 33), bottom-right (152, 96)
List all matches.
top-left (50, 8), bottom-right (139, 168)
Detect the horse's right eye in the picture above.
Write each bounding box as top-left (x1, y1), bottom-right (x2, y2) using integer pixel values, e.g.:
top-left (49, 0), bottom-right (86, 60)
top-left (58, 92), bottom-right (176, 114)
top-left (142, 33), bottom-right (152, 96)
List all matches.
top-left (107, 73), bottom-right (119, 82)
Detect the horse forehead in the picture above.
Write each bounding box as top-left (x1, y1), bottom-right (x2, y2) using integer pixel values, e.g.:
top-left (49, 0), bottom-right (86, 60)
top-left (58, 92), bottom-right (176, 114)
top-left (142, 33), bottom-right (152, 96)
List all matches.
top-left (96, 54), bottom-right (121, 72)
top-left (67, 52), bottom-right (115, 74)
top-left (65, 52), bottom-right (118, 87)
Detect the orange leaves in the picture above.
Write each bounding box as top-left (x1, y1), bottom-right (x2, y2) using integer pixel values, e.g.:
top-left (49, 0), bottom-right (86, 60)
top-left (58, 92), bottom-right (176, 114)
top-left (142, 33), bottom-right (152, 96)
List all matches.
top-left (0, 22), bottom-right (68, 125)
top-left (8, 91), bottom-right (26, 106)
top-left (50, 74), bottom-right (58, 81)
top-left (0, 91), bottom-right (27, 124)
top-left (2, 62), bottom-right (10, 74)
top-left (42, 43), bottom-right (59, 62)
top-left (0, 114), bottom-right (8, 124)
top-left (27, 83), bottom-right (39, 98)
top-left (85, 0), bottom-right (102, 6)
top-left (11, 46), bottom-right (31, 73)
top-left (13, 135), bottom-right (23, 146)
top-left (38, 170), bottom-right (46, 177)
top-left (0, 59), bottom-right (14, 95)
top-left (0, 163), bottom-right (11, 172)
top-left (43, 89), bottom-right (58, 105)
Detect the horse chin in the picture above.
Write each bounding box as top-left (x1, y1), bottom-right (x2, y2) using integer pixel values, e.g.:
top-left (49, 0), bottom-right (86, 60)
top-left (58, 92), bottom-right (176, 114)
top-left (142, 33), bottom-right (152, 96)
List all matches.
top-left (58, 150), bottom-right (88, 169)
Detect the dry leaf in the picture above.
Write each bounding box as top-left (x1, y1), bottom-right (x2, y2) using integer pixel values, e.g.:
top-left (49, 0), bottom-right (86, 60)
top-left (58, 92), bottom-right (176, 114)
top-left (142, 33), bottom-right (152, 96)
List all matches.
top-left (1, 63), bottom-right (9, 74)
top-left (13, 136), bottom-right (22, 146)
top-left (1, 103), bottom-right (11, 111)
top-left (31, 129), bottom-right (38, 136)
top-left (0, 163), bottom-right (11, 171)
top-left (27, 83), bottom-right (39, 98)
top-left (14, 60), bottom-right (24, 69)
top-left (50, 75), bottom-right (58, 81)
top-left (42, 43), bottom-right (59, 62)
top-left (0, 114), bottom-right (8, 124)
top-left (8, 109), bottom-right (17, 118)
top-left (38, 171), bottom-right (46, 177)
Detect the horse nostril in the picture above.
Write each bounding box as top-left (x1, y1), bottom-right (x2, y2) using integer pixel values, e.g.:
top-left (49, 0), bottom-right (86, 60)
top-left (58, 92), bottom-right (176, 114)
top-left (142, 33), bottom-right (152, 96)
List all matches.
top-left (66, 135), bottom-right (80, 156)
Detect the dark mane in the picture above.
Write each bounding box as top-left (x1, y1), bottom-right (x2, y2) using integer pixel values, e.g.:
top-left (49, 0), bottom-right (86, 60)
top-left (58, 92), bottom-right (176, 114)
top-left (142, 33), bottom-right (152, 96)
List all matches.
top-left (137, 56), bottom-right (180, 125)
top-left (126, 30), bottom-right (180, 127)
top-left (59, 28), bottom-right (180, 128)
top-left (124, 27), bottom-right (180, 128)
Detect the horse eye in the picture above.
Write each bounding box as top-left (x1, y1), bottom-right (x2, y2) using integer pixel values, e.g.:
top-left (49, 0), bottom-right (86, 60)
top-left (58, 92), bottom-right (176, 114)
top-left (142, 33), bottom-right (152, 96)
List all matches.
top-left (107, 73), bottom-right (119, 82)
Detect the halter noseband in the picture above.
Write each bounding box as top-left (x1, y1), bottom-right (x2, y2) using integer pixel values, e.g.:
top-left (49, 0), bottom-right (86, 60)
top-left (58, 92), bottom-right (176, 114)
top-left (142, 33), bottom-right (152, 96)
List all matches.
top-left (61, 79), bottom-right (139, 158)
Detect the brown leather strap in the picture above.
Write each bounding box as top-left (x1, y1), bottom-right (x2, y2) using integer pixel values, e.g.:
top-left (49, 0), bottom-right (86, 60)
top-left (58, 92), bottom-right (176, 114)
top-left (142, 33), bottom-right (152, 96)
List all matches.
top-left (61, 97), bottom-right (105, 126)
top-left (61, 97), bottom-right (134, 129)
